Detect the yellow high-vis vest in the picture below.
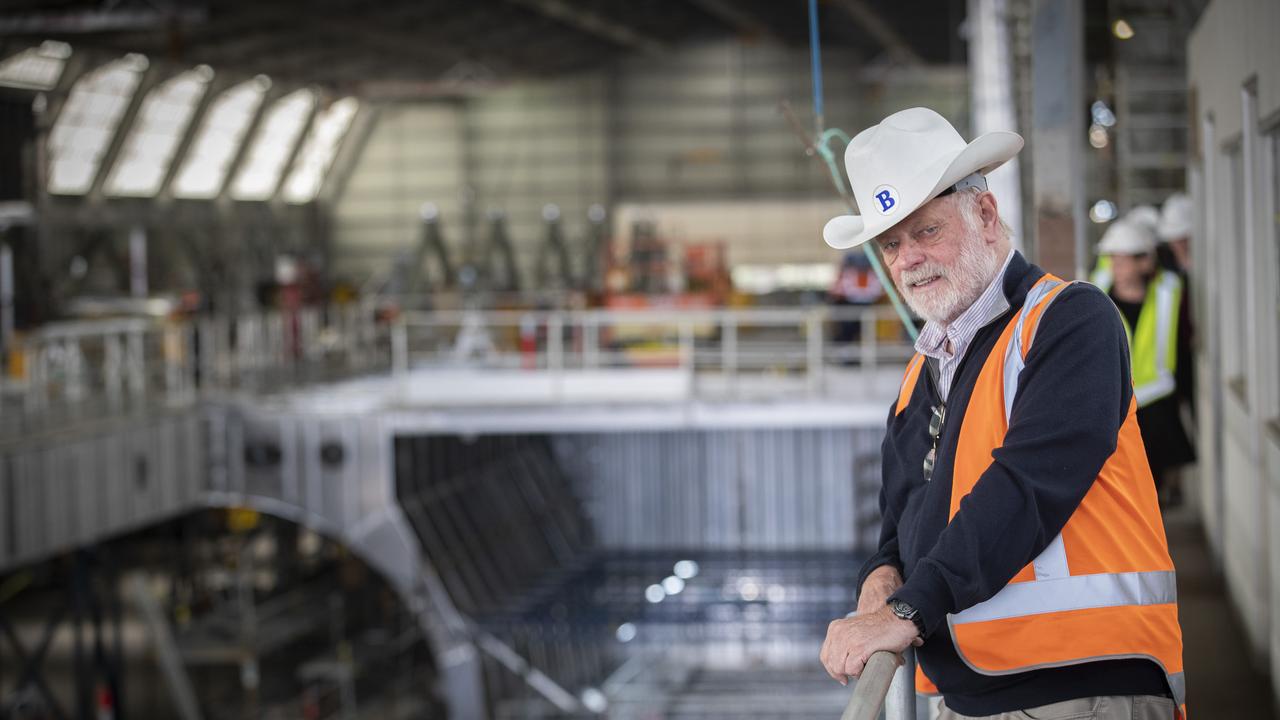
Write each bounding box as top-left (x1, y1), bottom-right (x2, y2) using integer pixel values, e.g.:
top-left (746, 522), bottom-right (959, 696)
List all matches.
top-left (1092, 269), bottom-right (1183, 407)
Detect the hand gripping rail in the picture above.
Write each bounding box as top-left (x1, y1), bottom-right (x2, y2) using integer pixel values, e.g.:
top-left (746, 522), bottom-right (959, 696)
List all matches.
top-left (841, 650), bottom-right (917, 720)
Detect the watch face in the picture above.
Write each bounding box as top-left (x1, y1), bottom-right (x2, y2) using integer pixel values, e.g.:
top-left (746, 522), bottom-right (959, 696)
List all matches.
top-left (891, 599), bottom-right (917, 619)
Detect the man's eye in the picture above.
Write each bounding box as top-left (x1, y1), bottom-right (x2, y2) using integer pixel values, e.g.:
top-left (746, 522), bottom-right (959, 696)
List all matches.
top-left (919, 225), bottom-right (940, 236)
top-left (882, 240), bottom-right (899, 252)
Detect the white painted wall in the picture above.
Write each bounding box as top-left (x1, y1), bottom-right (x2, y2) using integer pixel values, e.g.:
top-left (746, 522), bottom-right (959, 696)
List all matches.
top-left (1187, 0), bottom-right (1280, 704)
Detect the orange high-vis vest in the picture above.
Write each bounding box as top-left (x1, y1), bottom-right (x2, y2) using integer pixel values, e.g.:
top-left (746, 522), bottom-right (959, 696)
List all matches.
top-left (895, 275), bottom-right (1186, 717)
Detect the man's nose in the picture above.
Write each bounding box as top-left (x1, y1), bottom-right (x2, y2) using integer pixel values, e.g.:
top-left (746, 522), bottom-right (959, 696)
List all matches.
top-left (898, 239), bottom-right (926, 268)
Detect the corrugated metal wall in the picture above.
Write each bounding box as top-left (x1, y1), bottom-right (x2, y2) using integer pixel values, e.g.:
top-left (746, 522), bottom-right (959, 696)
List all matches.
top-left (470, 74), bottom-right (609, 273)
top-left (332, 40), bottom-right (968, 283)
top-left (552, 427), bottom-right (883, 551)
top-left (332, 104), bottom-right (466, 282)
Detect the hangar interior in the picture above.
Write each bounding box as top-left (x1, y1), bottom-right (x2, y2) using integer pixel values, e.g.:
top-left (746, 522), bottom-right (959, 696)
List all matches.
top-left (0, 0), bottom-right (1276, 718)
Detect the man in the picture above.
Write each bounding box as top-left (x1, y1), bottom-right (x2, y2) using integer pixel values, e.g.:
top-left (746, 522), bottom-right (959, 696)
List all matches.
top-left (1093, 219), bottom-right (1195, 503)
top-left (1157, 193), bottom-right (1193, 274)
top-left (829, 250), bottom-right (885, 354)
top-left (1089, 204), bottom-right (1158, 287)
top-left (818, 107), bottom-right (1186, 719)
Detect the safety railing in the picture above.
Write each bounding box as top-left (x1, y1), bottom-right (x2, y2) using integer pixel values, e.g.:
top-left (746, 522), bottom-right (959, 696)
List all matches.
top-left (389, 305), bottom-right (915, 397)
top-left (0, 302), bottom-right (390, 439)
top-left (842, 650), bottom-right (917, 720)
top-left (0, 302), bottom-right (916, 438)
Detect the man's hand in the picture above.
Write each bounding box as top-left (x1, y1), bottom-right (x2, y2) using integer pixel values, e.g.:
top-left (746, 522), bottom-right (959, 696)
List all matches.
top-left (856, 565), bottom-right (903, 615)
top-left (819, 605), bottom-right (922, 685)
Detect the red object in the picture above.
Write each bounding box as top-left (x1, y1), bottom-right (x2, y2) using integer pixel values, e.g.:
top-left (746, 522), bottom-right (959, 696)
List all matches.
top-left (279, 284), bottom-right (303, 360)
top-left (96, 686), bottom-right (115, 720)
top-left (519, 314), bottom-right (538, 370)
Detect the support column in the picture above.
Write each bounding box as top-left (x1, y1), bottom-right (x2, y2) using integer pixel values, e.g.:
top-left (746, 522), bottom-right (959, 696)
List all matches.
top-left (968, 0), bottom-right (1023, 249)
top-left (0, 237), bottom-right (12, 356)
top-left (1029, 0), bottom-right (1086, 279)
top-left (129, 225), bottom-right (147, 298)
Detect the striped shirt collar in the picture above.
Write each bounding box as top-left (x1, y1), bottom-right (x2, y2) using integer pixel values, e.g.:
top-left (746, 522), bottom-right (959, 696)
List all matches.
top-left (914, 249), bottom-right (1016, 363)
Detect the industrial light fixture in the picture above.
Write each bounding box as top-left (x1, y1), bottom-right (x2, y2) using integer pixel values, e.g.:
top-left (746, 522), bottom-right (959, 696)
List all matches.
top-left (1090, 200), bottom-right (1118, 223)
top-left (1090, 100), bottom-right (1116, 127)
top-left (580, 688), bottom-right (608, 713)
top-left (1112, 19), bottom-right (1135, 40)
top-left (673, 560), bottom-right (699, 579)
top-left (644, 584), bottom-right (665, 603)
top-left (1089, 124), bottom-right (1109, 149)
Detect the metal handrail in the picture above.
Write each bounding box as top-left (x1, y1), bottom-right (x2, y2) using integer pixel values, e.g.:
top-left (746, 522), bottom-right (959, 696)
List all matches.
top-left (842, 650), bottom-right (916, 720)
top-left (391, 304), bottom-right (913, 372)
top-left (1, 302), bottom-right (917, 438)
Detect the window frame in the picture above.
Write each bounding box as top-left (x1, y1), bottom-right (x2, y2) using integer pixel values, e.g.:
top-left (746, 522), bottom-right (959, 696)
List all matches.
top-left (1260, 110), bottom-right (1280, 432)
top-left (1220, 135), bottom-right (1247, 400)
top-left (103, 66), bottom-right (212, 198)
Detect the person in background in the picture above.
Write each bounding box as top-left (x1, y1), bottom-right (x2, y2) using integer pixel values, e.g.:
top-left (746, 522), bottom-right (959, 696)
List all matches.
top-left (828, 250), bottom-right (885, 358)
top-left (1090, 204), bottom-right (1159, 287)
top-left (1126, 204), bottom-right (1161, 235)
top-left (1157, 193), bottom-right (1193, 276)
top-left (1093, 219), bottom-right (1195, 504)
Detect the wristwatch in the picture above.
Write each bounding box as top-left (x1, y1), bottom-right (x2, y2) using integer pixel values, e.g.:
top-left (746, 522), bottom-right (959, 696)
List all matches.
top-left (888, 598), bottom-right (926, 637)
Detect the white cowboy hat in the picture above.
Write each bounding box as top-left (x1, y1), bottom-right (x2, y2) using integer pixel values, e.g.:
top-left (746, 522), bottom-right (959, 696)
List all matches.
top-left (1157, 193), bottom-right (1193, 240)
top-left (822, 107), bottom-right (1023, 250)
top-left (1097, 218), bottom-right (1157, 255)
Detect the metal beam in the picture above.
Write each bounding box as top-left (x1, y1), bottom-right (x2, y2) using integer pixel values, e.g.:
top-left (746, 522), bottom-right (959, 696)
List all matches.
top-left (685, 0), bottom-right (782, 44)
top-left (826, 0), bottom-right (924, 65)
top-left (127, 576), bottom-right (203, 720)
top-left (214, 83), bottom-right (276, 207)
top-left (156, 72), bottom-right (229, 203)
top-left (265, 94), bottom-right (317, 206)
top-left (504, 0), bottom-right (669, 56)
top-left (0, 608), bottom-right (70, 720)
top-left (249, 44), bottom-right (342, 82)
top-left (182, 30), bottom-right (300, 69)
top-left (88, 61), bottom-right (167, 203)
top-left (0, 7), bottom-right (207, 35)
top-left (318, 103), bottom-right (380, 206)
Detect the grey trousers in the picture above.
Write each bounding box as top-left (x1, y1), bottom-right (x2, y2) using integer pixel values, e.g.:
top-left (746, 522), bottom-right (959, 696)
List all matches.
top-left (938, 695), bottom-right (1176, 720)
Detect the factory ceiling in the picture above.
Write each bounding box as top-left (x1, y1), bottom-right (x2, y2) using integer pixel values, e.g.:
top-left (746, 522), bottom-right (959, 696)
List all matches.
top-left (0, 0), bottom-right (967, 97)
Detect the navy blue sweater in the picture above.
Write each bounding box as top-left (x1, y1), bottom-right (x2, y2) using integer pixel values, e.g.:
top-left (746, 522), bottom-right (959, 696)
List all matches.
top-left (858, 253), bottom-right (1169, 714)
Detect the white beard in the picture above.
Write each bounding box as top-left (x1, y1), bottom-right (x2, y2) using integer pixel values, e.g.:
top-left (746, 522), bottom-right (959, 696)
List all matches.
top-left (899, 234), bottom-right (1002, 325)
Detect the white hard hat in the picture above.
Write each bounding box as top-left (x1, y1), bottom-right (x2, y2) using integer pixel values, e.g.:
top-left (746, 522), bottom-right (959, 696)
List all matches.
top-left (1158, 193), bottom-right (1193, 240)
top-left (822, 107), bottom-right (1023, 249)
top-left (1124, 205), bottom-right (1160, 232)
top-left (1097, 219), bottom-right (1156, 255)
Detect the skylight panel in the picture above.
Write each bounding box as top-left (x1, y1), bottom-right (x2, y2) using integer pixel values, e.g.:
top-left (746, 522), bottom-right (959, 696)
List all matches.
top-left (47, 53), bottom-right (148, 195)
top-left (105, 66), bottom-right (213, 197)
top-left (0, 41), bottom-right (71, 91)
top-left (230, 88), bottom-right (314, 200)
top-left (171, 76), bottom-right (270, 199)
top-left (282, 97), bottom-right (358, 204)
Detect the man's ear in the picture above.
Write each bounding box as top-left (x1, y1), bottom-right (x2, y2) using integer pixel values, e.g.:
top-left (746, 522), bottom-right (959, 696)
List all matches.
top-left (978, 191), bottom-right (1000, 239)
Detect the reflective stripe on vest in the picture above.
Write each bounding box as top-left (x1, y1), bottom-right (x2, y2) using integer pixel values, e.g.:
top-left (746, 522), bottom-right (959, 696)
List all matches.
top-left (899, 274), bottom-right (1186, 714)
top-left (1092, 270), bottom-right (1182, 407)
top-left (895, 354), bottom-right (926, 416)
top-left (1089, 255), bottom-right (1112, 289)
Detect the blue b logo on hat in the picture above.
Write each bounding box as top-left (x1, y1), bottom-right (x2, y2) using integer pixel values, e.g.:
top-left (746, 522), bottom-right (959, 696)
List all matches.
top-left (872, 185), bottom-right (898, 215)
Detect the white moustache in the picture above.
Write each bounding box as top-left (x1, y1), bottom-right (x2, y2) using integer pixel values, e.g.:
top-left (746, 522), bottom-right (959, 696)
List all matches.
top-left (901, 265), bottom-right (947, 289)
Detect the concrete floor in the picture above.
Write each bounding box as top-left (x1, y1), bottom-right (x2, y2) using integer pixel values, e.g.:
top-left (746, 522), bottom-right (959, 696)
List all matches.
top-left (1166, 506), bottom-right (1277, 719)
